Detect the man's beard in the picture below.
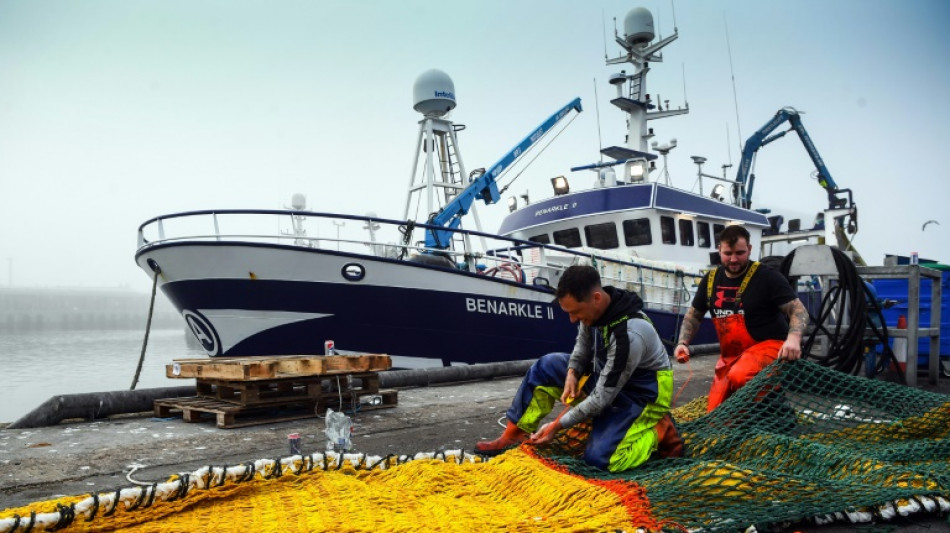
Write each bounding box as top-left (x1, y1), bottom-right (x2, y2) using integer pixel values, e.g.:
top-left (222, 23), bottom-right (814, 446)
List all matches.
top-left (726, 260), bottom-right (749, 275)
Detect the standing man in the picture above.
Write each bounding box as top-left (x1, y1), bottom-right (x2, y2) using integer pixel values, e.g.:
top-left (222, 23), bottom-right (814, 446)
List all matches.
top-left (475, 265), bottom-right (682, 471)
top-left (674, 225), bottom-right (808, 412)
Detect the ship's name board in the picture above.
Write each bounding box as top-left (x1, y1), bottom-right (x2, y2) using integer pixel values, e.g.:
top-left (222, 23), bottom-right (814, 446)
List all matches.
top-left (465, 297), bottom-right (554, 319)
top-left (534, 202), bottom-right (577, 217)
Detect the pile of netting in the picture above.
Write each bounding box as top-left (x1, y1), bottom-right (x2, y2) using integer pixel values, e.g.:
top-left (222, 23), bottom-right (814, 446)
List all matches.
top-left (0, 449), bottom-right (652, 532)
top-left (2, 359), bottom-right (949, 532)
top-left (537, 359), bottom-right (950, 530)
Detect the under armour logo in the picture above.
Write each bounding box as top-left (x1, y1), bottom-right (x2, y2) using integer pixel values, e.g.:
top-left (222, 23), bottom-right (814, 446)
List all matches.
top-left (714, 289), bottom-right (736, 308)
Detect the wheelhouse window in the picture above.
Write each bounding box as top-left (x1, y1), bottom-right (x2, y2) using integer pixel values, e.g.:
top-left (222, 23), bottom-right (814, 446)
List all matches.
top-left (584, 222), bottom-right (619, 249)
top-left (678, 219), bottom-right (694, 246)
top-left (622, 218), bottom-right (652, 246)
top-left (660, 216), bottom-right (676, 245)
top-left (697, 222), bottom-right (711, 248)
top-left (552, 228), bottom-right (582, 248)
top-left (528, 234), bottom-right (550, 244)
top-left (713, 223), bottom-right (726, 246)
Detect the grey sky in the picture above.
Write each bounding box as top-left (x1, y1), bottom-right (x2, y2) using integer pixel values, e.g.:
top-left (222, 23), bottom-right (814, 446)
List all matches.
top-left (1, 0), bottom-right (948, 294)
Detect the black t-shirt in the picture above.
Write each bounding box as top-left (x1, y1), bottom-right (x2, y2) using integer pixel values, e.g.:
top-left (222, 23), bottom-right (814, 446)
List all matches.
top-left (691, 264), bottom-right (797, 342)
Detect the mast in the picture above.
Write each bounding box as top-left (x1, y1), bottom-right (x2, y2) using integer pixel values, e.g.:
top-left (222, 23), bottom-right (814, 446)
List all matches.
top-left (603, 7), bottom-right (688, 183)
top-left (402, 69), bottom-right (480, 253)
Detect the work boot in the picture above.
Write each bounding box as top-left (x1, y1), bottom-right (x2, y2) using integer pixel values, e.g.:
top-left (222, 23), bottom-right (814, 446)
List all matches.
top-left (654, 413), bottom-right (684, 458)
top-left (475, 420), bottom-right (529, 456)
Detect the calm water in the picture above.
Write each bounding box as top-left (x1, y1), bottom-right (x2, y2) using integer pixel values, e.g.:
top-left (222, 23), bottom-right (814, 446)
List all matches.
top-left (0, 328), bottom-right (206, 423)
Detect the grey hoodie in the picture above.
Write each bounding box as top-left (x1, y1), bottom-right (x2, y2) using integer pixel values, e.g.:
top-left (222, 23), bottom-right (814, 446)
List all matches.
top-left (560, 287), bottom-right (670, 428)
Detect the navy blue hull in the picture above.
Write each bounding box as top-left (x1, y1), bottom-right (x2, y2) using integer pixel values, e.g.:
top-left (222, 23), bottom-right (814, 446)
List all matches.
top-left (162, 278), bottom-right (573, 364)
top-left (160, 277), bottom-right (717, 364)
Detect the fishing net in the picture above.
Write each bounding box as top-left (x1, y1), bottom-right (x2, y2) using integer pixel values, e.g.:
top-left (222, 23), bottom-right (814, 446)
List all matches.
top-left (0, 450), bottom-right (653, 532)
top-left (536, 359), bottom-right (950, 530)
top-left (3, 359), bottom-right (949, 532)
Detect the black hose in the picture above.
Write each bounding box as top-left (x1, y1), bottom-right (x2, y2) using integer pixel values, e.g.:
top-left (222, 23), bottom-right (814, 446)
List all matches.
top-left (378, 360), bottom-right (534, 388)
top-left (8, 386), bottom-right (197, 429)
top-left (9, 361), bottom-right (534, 428)
top-left (780, 247), bottom-right (868, 375)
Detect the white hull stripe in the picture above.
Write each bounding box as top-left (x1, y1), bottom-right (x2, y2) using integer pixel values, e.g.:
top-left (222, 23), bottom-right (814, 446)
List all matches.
top-left (196, 309), bottom-right (332, 354)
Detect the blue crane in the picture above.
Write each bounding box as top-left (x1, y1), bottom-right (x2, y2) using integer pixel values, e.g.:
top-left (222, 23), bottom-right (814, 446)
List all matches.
top-left (424, 98), bottom-right (583, 248)
top-left (735, 107), bottom-right (853, 212)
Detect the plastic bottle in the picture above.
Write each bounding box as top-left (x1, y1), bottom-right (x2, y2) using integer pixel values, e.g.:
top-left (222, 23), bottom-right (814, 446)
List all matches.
top-left (324, 409), bottom-right (352, 451)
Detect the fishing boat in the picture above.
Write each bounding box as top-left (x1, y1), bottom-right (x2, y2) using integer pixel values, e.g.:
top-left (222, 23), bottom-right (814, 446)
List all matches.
top-left (134, 6), bottom-right (856, 366)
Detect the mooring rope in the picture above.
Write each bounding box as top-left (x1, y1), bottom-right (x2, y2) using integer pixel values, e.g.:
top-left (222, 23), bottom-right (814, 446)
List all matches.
top-left (130, 264), bottom-right (160, 390)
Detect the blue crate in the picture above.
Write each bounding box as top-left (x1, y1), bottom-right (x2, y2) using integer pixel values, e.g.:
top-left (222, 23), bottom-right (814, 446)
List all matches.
top-left (870, 268), bottom-right (950, 365)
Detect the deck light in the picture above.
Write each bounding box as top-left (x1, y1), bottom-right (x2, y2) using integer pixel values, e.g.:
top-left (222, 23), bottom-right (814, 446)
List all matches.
top-left (711, 184), bottom-right (725, 201)
top-left (508, 197), bottom-right (518, 212)
top-left (551, 176), bottom-right (570, 196)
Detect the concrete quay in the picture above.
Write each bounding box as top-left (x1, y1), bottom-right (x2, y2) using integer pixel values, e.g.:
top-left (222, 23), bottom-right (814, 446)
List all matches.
top-left (2, 354), bottom-right (948, 532)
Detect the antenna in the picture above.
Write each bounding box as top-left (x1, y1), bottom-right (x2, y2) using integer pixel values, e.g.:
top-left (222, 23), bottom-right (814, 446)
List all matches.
top-left (724, 13), bottom-right (743, 158)
top-left (726, 123), bottom-right (733, 166)
top-left (594, 78), bottom-right (603, 162)
top-left (602, 9), bottom-right (609, 60)
top-left (681, 63), bottom-right (689, 109)
top-left (671, 0), bottom-right (678, 31)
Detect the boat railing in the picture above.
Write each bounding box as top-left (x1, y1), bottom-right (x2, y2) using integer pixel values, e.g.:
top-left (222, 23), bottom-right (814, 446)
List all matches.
top-left (137, 209), bottom-right (702, 309)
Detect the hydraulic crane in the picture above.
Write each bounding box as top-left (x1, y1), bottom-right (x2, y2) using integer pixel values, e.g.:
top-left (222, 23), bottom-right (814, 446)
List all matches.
top-left (735, 107), bottom-right (854, 220)
top-left (424, 98), bottom-right (583, 249)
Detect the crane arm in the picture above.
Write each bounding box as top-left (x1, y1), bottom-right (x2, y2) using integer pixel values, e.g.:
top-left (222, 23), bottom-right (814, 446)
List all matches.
top-left (425, 97), bottom-right (583, 248)
top-left (735, 107), bottom-right (851, 211)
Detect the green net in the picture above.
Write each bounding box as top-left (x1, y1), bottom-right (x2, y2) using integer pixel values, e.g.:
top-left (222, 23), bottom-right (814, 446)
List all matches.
top-left (536, 359), bottom-right (950, 530)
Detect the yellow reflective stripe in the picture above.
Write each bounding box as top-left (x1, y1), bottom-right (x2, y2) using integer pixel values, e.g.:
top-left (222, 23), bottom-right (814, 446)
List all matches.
top-left (736, 261), bottom-right (759, 307)
top-left (706, 262), bottom-right (760, 307)
top-left (518, 385), bottom-right (561, 433)
top-left (607, 369), bottom-right (674, 472)
top-left (706, 268), bottom-right (719, 301)
top-left (601, 314), bottom-right (630, 346)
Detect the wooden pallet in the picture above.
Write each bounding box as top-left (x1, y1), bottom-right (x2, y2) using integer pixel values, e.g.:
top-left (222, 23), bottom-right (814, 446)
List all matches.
top-left (154, 389), bottom-right (398, 429)
top-left (195, 373), bottom-right (381, 407)
top-left (166, 354), bottom-right (391, 381)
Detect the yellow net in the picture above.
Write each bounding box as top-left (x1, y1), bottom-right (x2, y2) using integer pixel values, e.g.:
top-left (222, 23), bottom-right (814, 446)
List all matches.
top-left (4, 360), bottom-right (950, 532)
top-left (0, 450), bottom-right (652, 532)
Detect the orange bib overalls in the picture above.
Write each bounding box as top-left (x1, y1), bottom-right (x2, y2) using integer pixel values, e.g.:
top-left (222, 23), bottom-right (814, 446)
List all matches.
top-left (706, 262), bottom-right (784, 412)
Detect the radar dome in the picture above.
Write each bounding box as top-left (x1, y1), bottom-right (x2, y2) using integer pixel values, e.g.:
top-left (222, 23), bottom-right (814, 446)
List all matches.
top-left (413, 69), bottom-right (457, 117)
top-left (623, 7), bottom-right (655, 46)
top-left (291, 193), bottom-right (306, 210)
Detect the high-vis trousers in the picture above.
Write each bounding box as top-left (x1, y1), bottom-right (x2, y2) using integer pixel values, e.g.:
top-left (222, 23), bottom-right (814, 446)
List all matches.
top-left (506, 352), bottom-right (672, 471)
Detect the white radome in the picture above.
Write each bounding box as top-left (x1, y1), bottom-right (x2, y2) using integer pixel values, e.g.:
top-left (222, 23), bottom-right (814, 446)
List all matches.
top-left (413, 69), bottom-right (457, 117)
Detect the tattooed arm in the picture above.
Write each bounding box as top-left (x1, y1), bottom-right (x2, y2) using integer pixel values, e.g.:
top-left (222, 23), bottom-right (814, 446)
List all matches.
top-left (778, 298), bottom-right (808, 361)
top-left (673, 306), bottom-right (704, 363)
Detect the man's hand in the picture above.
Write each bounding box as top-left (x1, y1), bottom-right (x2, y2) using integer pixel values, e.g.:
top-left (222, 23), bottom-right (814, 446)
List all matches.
top-left (560, 370), bottom-right (579, 404)
top-left (673, 343), bottom-right (690, 364)
top-left (528, 419), bottom-right (562, 445)
top-left (778, 333), bottom-right (802, 361)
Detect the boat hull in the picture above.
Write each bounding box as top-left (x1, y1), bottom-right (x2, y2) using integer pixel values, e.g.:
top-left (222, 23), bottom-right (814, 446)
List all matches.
top-left (135, 242), bottom-right (716, 364)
